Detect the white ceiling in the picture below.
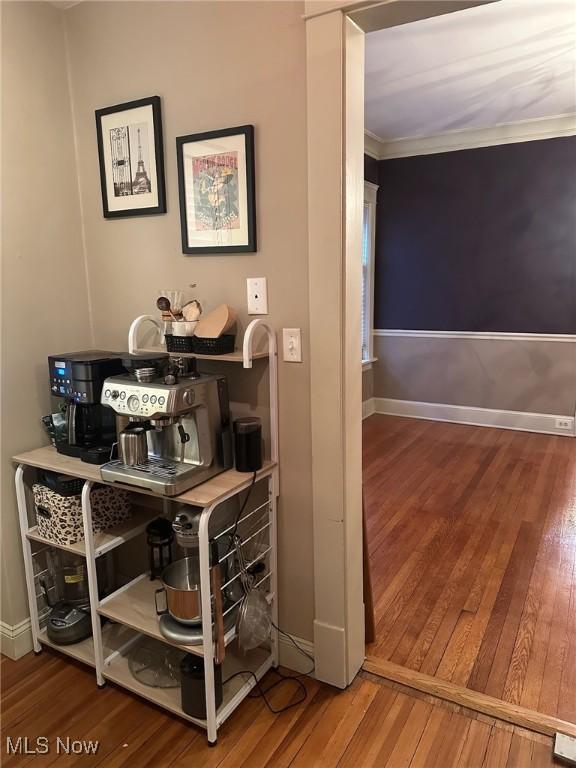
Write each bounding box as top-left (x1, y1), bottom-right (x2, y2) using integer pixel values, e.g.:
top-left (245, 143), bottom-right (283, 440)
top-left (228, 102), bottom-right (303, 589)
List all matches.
top-left (365, 0), bottom-right (576, 141)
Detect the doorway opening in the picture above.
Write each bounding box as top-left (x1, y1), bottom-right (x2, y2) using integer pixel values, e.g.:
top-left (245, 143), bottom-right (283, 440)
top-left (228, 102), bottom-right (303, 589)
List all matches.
top-left (358, 0), bottom-right (576, 734)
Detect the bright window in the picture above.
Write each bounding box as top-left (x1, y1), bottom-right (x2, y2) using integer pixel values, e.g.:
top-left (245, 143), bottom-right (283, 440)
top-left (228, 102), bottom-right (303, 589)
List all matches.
top-left (362, 181), bottom-right (378, 365)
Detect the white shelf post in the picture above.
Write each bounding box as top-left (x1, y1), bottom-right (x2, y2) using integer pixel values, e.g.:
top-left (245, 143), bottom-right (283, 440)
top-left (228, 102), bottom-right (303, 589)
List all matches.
top-left (242, 319), bottom-right (279, 496)
top-left (198, 504), bottom-right (218, 744)
top-left (81, 481), bottom-right (105, 686)
top-left (15, 465), bottom-right (42, 653)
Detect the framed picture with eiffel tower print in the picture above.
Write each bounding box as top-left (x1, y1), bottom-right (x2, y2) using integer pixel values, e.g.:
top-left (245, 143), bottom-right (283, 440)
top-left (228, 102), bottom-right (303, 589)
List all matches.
top-left (176, 125), bottom-right (256, 254)
top-left (95, 96), bottom-right (166, 218)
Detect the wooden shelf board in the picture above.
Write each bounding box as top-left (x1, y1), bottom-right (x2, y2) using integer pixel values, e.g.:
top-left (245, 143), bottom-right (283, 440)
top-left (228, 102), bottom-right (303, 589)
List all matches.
top-left (13, 446), bottom-right (103, 482)
top-left (138, 346), bottom-right (269, 363)
top-left (37, 621), bottom-right (133, 668)
top-left (175, 461), bottom-right (276, 507)
top-left (98, 575), bottom-right (236, 657)
top-left (102, 641), bottom-right (271, 730)
top-left (26, 506), bottom-right (159, 557)
top-left (38, 628), bottom-right (95, 666)
top-left (13, 446), bottom-right (276, 509)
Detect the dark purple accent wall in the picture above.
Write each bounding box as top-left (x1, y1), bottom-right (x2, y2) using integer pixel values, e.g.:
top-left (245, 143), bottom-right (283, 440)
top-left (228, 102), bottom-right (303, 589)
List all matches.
top-left (364, 154), bottom-right (379, 185)
top-left (374, 137), bottom-right (576, 334)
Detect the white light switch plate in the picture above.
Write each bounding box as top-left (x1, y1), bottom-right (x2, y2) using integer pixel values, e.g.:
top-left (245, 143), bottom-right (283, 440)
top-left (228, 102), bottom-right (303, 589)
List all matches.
top-left (283, 328), bottom-right (302, 362)
top-left (247, 278), bottom-right (268, 315)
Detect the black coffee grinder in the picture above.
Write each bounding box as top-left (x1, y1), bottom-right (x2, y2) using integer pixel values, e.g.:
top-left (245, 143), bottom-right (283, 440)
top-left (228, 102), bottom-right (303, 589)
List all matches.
top-left (46, 351), bottom-right (124, 464)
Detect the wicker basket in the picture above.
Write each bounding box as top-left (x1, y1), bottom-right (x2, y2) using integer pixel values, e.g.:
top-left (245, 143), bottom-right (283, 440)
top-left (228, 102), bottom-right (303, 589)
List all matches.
top-left (192, 335), bottom-right (235, 356)
top-left (165, 335), bottom-right (195, 353)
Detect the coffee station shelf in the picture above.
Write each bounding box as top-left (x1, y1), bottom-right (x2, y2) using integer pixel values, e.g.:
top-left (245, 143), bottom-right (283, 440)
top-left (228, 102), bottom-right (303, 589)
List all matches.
top-left (15, 319), bottom-right (280, 745)
top-left (98, 573), bottom-right (238, 657)
top-left (137, 346), bottom-right (269, 363)
top-left (26, 506), bottom-right (159, 558)
top-left (13, 446), bottom-right (276, 509)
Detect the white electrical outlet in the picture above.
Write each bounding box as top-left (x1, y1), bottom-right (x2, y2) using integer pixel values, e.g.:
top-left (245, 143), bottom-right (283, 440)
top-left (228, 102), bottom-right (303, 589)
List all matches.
top-left (554, 733), bottom-right (576, 765)
top-left (247, 278), bottom-right (268, 315)
top-left (555, 417), bottom-right (573, 431)
top-left (282, 328), bottom-right (302, 362)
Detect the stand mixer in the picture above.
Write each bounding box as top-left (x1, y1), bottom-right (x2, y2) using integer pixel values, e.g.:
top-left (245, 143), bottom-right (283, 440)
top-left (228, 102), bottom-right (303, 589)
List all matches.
top-left (100, 354), bottom-right (233, 495)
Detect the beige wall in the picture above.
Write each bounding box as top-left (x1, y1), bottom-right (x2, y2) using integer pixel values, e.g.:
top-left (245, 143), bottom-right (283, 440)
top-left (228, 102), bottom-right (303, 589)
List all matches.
top-left (362, 367), bottom-right (373, 401)
top-left (372, 335), bottom-right (576, 417)
top-left (1, 2), bottom-right (93, 633)
top-left (63, 1), bottom-right (313, 639)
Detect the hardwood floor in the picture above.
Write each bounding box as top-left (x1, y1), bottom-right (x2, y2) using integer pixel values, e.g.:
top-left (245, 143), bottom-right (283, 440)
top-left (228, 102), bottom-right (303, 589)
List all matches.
top-left (0, 650), bottom-right (558, 766)
top-left (363, 415), bottom-right (576, 726)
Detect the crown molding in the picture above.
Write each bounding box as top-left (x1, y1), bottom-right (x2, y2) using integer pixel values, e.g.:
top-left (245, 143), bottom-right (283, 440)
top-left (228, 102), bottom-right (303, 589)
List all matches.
top-left (364, 130), bottom-right (384, 159)
top-left (365, 113), bottom-right (576, 160)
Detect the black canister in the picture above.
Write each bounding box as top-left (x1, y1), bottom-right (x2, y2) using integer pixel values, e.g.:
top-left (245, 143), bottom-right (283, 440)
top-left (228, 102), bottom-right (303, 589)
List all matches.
top-left (180, 655), bottom-right (223, 719)
top-left (233, 417), bottom-right (262, 472)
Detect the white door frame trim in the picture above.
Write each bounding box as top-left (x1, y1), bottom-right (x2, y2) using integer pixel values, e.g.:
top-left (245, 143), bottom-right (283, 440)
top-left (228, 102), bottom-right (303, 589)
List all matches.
top-left (306, 11), bottom-right (365, 688)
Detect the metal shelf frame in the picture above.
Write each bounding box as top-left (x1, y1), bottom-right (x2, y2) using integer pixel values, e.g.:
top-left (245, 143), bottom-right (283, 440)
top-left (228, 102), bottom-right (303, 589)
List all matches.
top-left (14, 321), bottom-right (280, 746)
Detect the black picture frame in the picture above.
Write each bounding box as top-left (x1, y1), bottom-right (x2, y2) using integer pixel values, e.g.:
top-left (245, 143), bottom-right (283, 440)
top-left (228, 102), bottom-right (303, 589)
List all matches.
top-left (176, 125), bottom-right (256, 254)
top-left (95, 96), bottom-right (166, 218)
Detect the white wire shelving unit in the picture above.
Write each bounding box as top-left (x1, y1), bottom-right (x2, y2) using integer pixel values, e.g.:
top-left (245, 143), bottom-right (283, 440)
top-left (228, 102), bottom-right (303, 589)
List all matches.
top-left (14, 321), bottom-right (279, 745)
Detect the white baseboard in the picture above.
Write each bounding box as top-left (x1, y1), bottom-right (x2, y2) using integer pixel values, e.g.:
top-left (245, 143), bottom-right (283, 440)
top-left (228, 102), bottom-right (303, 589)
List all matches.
top-left (278, 632), bottom-right (315, 676)
top-left (370, 398), bottom-right (576, 437)
top-left (313, 620), bottom-right (347, 689)
top-left (362, 398), bottom-right (376, 420)
top-left (0, 618), bottom-right (33, 660)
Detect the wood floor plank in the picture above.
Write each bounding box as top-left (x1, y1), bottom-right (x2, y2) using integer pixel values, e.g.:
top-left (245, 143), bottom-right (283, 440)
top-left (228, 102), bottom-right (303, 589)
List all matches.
top-left (408, 706), bottom-right (450, 768)
top-left (363, 415), bottom-right (576, 728)
top-left (381, 698), bottom-right (433, 768)
top-left (482, 727), bottom-right (513, 767)
top-left (260, 684), bottom-right (334, 768)
top-left (457, 719), bottom-right (492, 768)
top-left (311, 679), bottom-right (379, 767)
top-left (1, 647), bottom-right (556, 767)
top-left (337, 685), bottom-right (399, 767)
top-left (428, 711), bottom-right (471, 767)
top-left (507, 731), bottom-right (534, 767)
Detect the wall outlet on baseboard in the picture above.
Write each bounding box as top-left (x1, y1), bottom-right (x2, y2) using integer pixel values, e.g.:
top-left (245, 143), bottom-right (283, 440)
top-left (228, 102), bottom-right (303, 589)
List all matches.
top-left (555, 418), bottom-right (573, 431)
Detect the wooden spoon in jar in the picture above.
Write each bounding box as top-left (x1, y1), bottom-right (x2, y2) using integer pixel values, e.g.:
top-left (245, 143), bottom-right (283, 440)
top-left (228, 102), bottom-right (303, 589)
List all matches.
top-left (156, 296), bottom-right (178, 321)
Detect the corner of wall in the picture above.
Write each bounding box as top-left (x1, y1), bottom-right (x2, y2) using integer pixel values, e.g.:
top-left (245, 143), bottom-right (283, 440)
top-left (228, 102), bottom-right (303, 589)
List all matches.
top-left (62, 11), bottom-right (95, 347)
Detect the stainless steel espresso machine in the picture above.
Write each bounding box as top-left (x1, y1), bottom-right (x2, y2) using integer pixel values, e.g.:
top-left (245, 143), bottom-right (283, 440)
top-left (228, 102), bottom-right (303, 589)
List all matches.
top-left (100, 354), bottom-right (233, 495)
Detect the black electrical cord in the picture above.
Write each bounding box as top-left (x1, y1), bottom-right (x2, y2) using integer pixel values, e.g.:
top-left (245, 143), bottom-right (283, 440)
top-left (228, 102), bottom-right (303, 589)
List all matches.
top-left (224, 469), bottom-right (257, 555)
top-left (222, 623), bottom-right (315, 714)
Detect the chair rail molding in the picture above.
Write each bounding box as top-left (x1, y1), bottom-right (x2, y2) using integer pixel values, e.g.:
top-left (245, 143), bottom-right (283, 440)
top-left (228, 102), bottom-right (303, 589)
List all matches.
top-left (374, 329), bottom-right (576, 343)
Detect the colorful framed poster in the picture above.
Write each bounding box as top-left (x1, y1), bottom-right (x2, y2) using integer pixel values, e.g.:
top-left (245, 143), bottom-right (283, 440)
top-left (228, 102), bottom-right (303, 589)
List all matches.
top-left (176, 125), bottom-right (256, 254)
top-left (95, 96), bottom-right (166, 218)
